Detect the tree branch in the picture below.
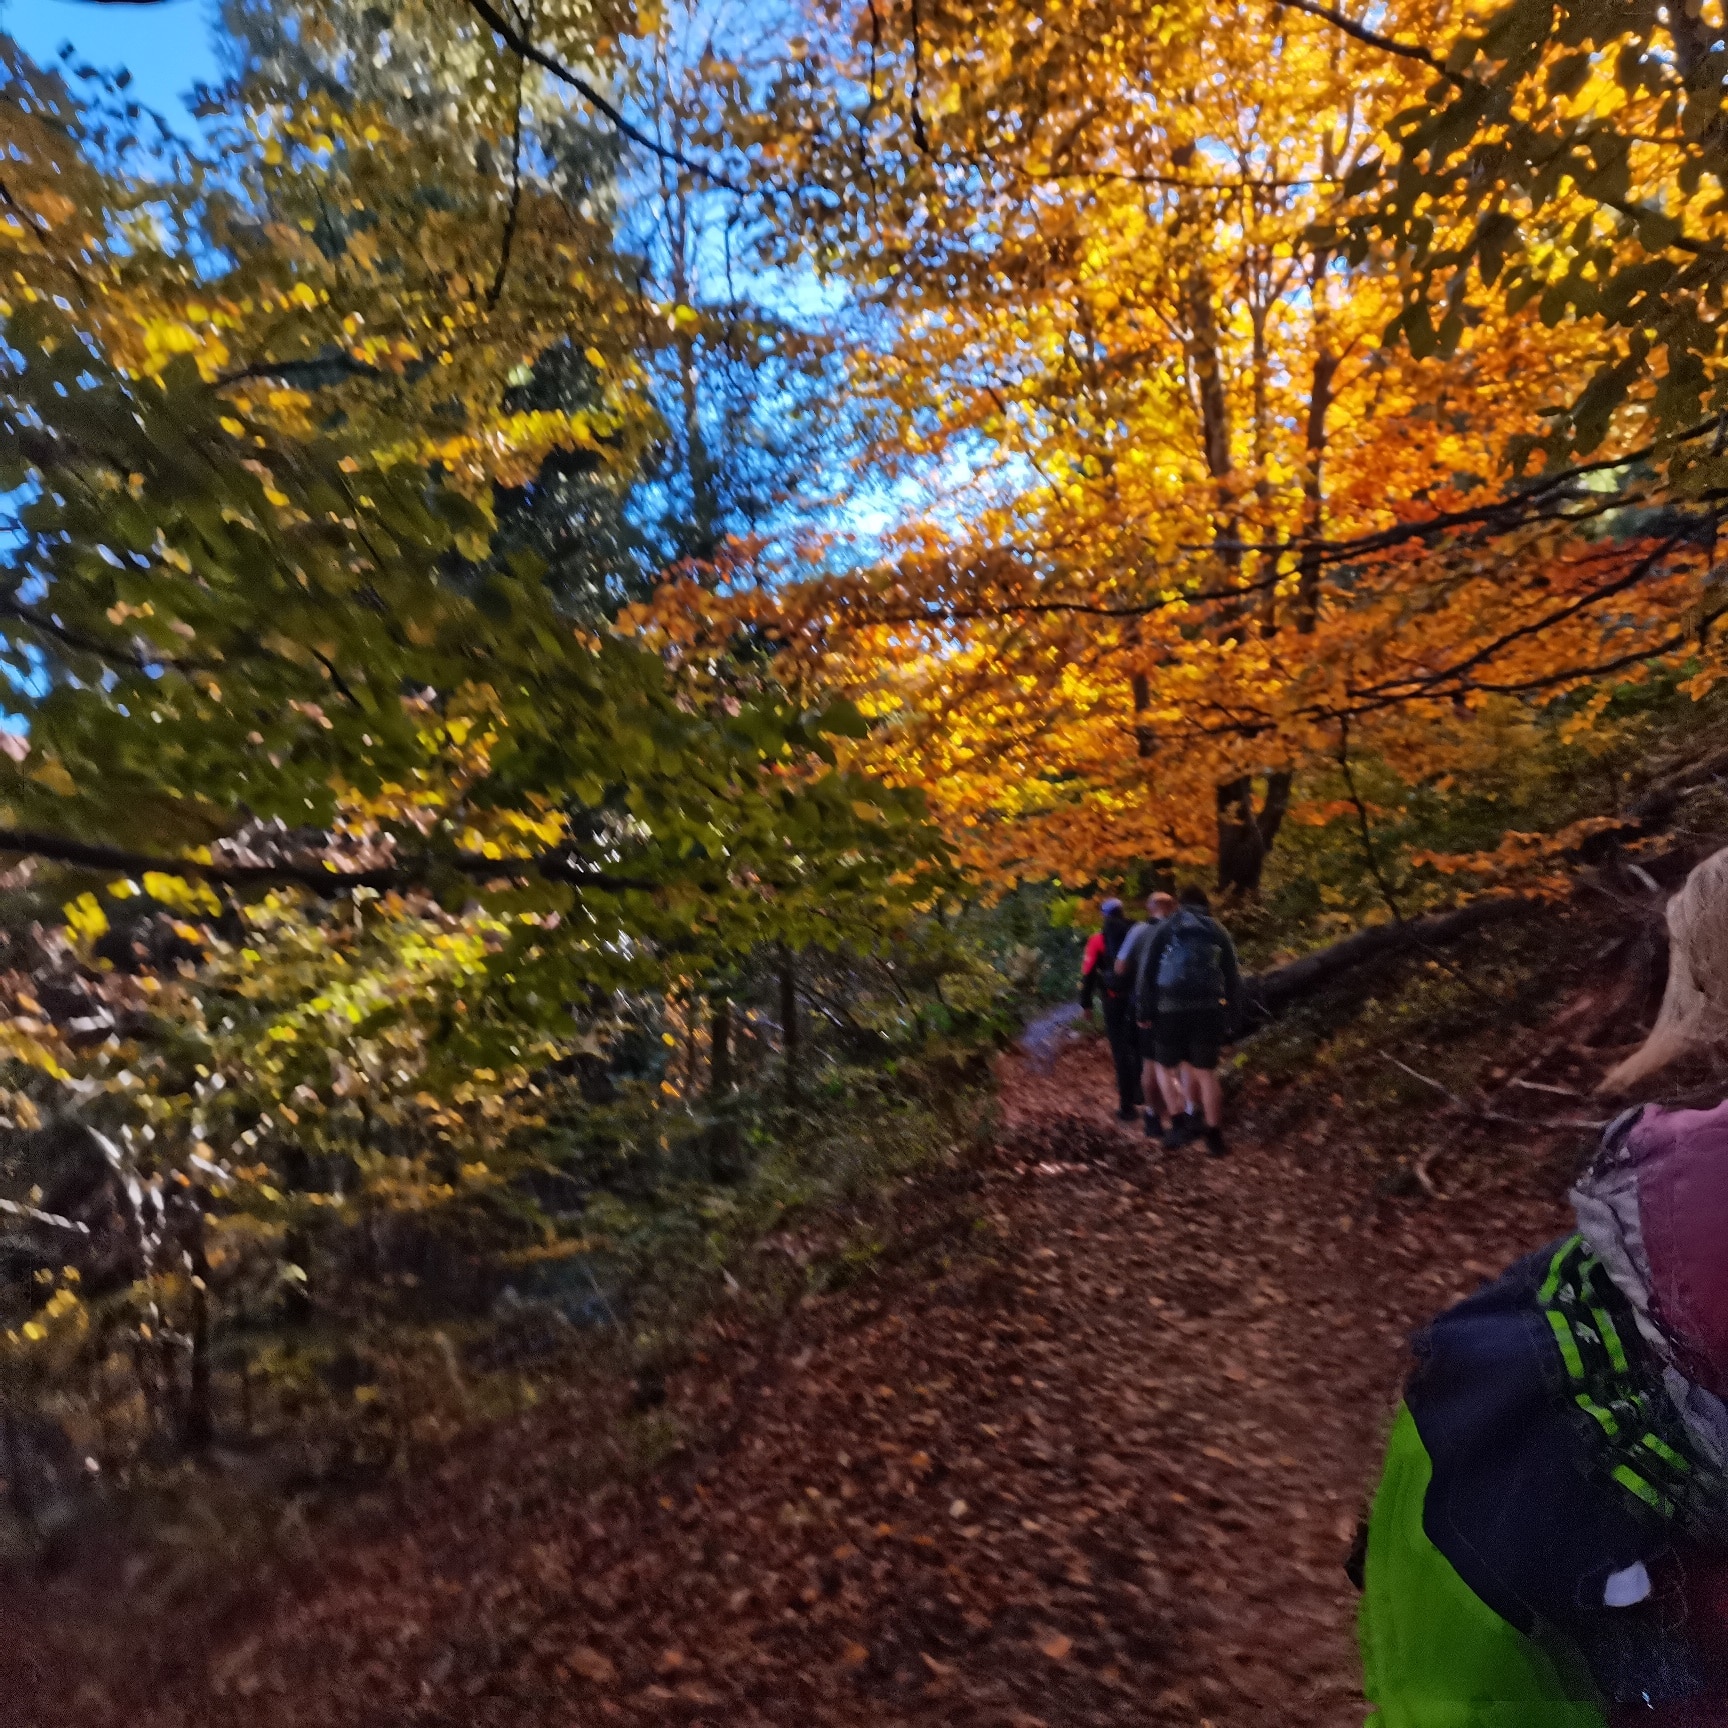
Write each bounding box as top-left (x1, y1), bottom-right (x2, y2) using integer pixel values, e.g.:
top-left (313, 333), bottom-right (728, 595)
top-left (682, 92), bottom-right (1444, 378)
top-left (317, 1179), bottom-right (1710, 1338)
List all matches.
top-left (1382, 1054), bottom-right (1606, 1131)
top-left (488, 47), bottom-right (528, 312)
top-left (1247, 893), bottom-right (1541, 1013)
top-left (0, 827), bottom-right (664, 897)
top-left (214, 352), bottom-right (387, 390)
top-left (462, 0), bottom-right (742, 192)
top-left (1273, 0), bottom-right (1462, 84)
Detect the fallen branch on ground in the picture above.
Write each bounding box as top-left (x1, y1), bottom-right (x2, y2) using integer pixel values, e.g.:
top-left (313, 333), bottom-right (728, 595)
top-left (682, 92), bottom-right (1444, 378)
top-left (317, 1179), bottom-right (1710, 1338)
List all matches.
top-left (1383, 1054), bottom-right (1608, 1132)
top-left (1248, 896), bottom-right (1545, 1014)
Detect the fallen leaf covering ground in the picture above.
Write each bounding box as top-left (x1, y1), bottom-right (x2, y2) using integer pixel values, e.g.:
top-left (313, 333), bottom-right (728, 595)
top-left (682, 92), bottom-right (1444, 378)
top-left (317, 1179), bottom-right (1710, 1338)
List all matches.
top-left (2, 1033), bottom-right (1582, 1728)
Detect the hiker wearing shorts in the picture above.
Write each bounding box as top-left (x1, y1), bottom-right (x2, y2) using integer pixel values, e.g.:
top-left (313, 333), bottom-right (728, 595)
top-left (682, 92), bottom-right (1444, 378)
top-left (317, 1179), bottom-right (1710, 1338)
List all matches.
top-left (1133, 884), bottom-right (1241, 1156)
top-left (1116, 891), bottom-right (1189, 1135)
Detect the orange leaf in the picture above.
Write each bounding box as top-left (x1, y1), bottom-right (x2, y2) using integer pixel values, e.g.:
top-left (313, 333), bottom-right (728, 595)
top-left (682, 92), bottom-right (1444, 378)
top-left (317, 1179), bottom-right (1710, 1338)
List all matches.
top-left (568, 1647), bottom-right (617, 1685)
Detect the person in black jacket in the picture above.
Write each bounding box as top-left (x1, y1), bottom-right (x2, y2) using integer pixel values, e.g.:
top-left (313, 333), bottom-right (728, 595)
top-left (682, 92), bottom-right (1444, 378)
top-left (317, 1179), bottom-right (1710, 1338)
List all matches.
top-left (1080, 897), bottom-right (1143, 1120)
top-left (1133, 885), bottom-right (1242, 1155)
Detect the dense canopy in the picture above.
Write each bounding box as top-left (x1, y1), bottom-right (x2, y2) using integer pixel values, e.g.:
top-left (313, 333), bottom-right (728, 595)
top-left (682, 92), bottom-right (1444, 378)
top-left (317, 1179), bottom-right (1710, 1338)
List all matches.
top-left (2, 0), bottom-right (1727, 1511)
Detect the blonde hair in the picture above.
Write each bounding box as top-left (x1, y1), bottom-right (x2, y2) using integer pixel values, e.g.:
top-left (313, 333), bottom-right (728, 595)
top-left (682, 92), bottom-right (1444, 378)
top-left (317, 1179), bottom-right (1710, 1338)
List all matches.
top-left (1602, 844), bottom-right (1728, 1093)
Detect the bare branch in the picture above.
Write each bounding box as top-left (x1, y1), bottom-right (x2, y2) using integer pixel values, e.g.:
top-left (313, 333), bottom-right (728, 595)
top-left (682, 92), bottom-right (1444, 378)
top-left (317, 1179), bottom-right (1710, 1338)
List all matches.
top-left (1273, 0), bottom-right (1461, 83)
top-left (462, 0), bottom-right (743, 192)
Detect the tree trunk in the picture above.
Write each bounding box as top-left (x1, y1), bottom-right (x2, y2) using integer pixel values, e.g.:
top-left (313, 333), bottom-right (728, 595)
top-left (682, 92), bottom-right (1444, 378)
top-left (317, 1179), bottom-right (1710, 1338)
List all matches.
top-left (1184, 259), bottom-right (1237, 575)
top-left (778, 945), bottom-right (799, 1110)
top-left (710, 991), bottom-right (733, 1100)
top-left (176, 1194), bottom-right (214, 1451)
top-left (1179, 222), bottom-right (1288, 894)
top-left (1296, 322), bottom-right (1338, 635)
top-left (1250, 293), bottom-right (1279, 638)
top-left (1216, 771), bottom-right (1293, 897)
top-left (1130, 670), bottom-right (1153, 759)
top-left (662, 138), bottom-right (719, 561)
top-left (1247, 893), bottom-right (1542, 1015)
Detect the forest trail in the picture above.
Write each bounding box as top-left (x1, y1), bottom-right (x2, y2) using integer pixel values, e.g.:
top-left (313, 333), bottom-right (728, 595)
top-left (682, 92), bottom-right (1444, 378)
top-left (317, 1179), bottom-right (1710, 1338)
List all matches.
top-left (9, 1036), bottom-right (1581, 1728)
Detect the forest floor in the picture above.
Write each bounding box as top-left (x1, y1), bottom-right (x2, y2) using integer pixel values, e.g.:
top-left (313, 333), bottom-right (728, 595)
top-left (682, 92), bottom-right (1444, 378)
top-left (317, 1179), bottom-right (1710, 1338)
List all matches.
top-left (4, 1031), bottom-right (1585, 1728)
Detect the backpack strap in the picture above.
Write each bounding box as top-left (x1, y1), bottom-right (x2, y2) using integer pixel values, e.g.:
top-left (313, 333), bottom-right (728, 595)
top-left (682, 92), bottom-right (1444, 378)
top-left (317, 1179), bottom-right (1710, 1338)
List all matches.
top-left (1538, 1233), bottom-right (1723, 1530)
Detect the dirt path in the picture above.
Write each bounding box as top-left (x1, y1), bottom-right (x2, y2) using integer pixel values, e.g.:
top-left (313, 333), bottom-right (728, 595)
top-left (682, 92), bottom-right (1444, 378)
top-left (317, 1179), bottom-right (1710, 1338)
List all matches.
top-left (8, 1037), bottom-right (1580, 1728)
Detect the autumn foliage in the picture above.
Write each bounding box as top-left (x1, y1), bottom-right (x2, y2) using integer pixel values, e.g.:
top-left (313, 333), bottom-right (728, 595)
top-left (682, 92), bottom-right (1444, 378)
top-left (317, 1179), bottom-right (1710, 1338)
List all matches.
top-left (1, 0), bottom-right (1727, 1536)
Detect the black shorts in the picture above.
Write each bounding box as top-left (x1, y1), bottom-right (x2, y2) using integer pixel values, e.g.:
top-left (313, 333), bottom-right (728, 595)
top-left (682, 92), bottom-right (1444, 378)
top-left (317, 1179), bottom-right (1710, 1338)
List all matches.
top-left (1154, 1007), bottom-right (1228, 1071)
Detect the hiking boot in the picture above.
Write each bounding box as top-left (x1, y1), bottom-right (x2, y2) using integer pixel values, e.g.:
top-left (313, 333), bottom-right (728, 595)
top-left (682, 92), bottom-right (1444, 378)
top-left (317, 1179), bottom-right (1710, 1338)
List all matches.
top-left (1162, 1111), bottom-right (1201, 1151)
top-left (1117, 1106), bottom-right (1140, 1122)
top-left (1143, 1109), bottom-right (1166, 1141)
top-left (1203, 1125), bottom-right (1228, 1158)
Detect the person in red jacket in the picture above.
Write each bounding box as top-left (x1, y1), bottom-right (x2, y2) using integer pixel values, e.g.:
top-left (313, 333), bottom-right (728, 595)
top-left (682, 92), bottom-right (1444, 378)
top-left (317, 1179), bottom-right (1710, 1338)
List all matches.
top-left (1081, 897), bottom-right (1142, 1120)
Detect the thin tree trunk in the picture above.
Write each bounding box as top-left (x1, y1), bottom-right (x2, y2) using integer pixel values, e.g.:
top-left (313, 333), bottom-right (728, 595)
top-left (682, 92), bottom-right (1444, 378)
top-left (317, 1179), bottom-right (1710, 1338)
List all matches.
top-left (182, 1198), bottom-right (213, 1451)
top-left (1296, 329), bottom-right (1338, 635)
top-left (710, 992), bottom-right (733, 1100)
top-left (1338, 716), bottom-right (1402, 921)
top-left (778, 945), bottom-right (799, 1109)
top-left (668, 193), bottom-right (718, 558)
top-left (1131, 670), bottom-right (1153, 759)
top-left (1185, 258), bottom-right (1237, 578)
top-left (1250, 292), bottom-right (1279, 638)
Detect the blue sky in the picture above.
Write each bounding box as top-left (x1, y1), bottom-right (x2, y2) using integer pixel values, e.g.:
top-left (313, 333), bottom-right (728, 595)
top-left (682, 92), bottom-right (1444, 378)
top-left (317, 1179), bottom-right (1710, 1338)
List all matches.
top-left (5, 0), bottom-right (223, 128)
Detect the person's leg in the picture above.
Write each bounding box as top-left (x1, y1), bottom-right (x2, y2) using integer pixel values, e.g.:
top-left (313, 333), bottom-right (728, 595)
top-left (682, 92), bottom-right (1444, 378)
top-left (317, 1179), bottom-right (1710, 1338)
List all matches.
top-left (1141, 1056), bottom-right (1160, 1115)
top-left (1105, 1001), bottom-right (1141, 1118)
top-left (1139, 1021), bottom-right (1171, 1138)
top-left (1152, 1016), bottom-right (1201, 1147)
top-left (1191, 1065), bottom-right (1223, 1126)
top-left (1187, 1012), bottom-right (1229, 1155)
top-left (1154, 1061), bottom-right (1186, 1118)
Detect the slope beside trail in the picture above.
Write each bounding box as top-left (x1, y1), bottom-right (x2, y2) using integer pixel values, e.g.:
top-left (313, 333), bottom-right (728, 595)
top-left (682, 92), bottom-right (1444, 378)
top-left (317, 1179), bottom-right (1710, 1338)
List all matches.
top-left (8, 1035), bottom-right (1580, 1728)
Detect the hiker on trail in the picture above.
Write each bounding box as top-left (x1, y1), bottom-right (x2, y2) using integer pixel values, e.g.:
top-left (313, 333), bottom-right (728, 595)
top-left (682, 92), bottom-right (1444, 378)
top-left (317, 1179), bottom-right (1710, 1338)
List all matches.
top-left (1356, 1100), bottom-right (1728, 1726)
top-left (1115, 891), bottom-right (1193, 1129)
top-left (1132, 884), bottom-right (1241, 1156)
top-left (1114, 890), bottom-right (1177, 1000)
top-left (1080, 897), bottom-right (1142, 1120)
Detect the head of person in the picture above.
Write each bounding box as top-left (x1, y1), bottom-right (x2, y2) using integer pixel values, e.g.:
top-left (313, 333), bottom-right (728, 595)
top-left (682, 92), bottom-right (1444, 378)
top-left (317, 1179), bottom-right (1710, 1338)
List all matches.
top-left (1100, 896), bottom-right (1124, 924)
top-left (1178, 883), bottom-right (1211, 913)
top-left (1147, 891), bottom-right (1176, 920)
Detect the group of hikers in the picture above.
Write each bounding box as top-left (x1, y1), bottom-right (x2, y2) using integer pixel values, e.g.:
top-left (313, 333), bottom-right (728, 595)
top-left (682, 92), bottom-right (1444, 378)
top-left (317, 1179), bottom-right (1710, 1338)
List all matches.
top-left (1078, 884), bottom-right (1241, 1157)
top-left (1073, 847), bottom-right (1728, 1724)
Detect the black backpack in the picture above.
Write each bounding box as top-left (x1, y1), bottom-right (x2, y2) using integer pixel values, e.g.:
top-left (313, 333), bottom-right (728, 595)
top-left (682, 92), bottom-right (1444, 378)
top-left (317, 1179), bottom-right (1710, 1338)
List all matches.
top-left (1154, 911), bottom-right (1226, 1002)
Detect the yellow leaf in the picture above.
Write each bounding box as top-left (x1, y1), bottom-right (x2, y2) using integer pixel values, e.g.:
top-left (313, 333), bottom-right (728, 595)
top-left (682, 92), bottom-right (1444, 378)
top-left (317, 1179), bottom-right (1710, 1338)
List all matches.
top-left (62, 892), bottom-right (108, 943)
top-left (29, 756), bottom-right (76, 798)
